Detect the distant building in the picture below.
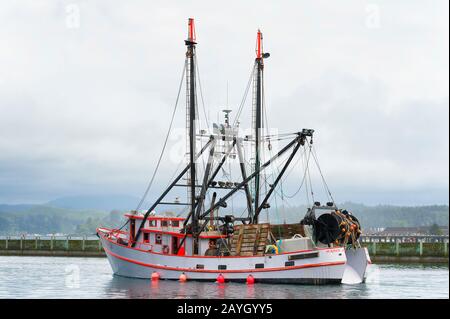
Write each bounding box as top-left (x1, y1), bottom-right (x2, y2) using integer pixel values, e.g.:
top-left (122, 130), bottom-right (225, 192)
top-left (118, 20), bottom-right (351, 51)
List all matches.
top-left (375, 226), bottom-right (449, 236)
top-left (363, 227), bottom-right (385, 235)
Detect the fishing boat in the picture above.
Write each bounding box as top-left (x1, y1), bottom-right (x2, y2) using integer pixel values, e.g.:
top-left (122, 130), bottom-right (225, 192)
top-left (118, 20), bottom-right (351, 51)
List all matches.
top-left (97, 18), bottom-right (370, 285)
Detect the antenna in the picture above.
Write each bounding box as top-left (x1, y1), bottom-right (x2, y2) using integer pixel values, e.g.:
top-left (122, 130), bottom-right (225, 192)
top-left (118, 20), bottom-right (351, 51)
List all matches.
top-left (226, 81), bottom-right (229, 108)
top-left (222, 109), bottom-right (232, 128)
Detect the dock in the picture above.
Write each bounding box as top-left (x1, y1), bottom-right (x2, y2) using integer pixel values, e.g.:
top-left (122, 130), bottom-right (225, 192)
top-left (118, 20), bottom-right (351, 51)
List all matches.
top-left (0, 235), bottom-right (105, 257)
top-left (360, 235), bottom-right (449, 263)
top-left (0, 235), bottom-right (448, 262)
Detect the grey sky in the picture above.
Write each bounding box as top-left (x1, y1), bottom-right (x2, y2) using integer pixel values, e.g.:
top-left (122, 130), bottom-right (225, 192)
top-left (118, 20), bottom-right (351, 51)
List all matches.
top-left (0, 1), bottom-right (448, 205)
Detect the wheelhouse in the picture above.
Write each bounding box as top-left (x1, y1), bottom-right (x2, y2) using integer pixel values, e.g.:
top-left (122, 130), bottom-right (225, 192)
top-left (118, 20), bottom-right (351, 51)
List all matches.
top-left (124, 212), bottom-right (227, 256)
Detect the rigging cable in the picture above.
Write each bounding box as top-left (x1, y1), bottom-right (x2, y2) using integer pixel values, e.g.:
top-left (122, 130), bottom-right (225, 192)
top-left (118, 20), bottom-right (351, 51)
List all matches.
top-left (283, 143), bottom-right (313, 199)
top-left (134, 60), bottom-right (187, 211)
top-left (309, 141), bottom-right (336, 204)
top-left (303, 146), bottom-right (312, 207)
top-left (233, 64), bottom-right (255, 127)
top-left (194, 54), bottom-right (210, 129)
top-left (306, 148), bottom-right (315, 203)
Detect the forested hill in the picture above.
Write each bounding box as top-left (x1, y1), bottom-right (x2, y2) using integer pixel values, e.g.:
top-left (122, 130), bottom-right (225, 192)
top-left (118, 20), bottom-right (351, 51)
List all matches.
top-left (0, 204), bottom-right (107, 235)
top-left (0, 200), bottom-right (448, 235)
top-left (269, 203), bottom-right (449, 228)
top-left (339, 202), bottom-right (449, 228)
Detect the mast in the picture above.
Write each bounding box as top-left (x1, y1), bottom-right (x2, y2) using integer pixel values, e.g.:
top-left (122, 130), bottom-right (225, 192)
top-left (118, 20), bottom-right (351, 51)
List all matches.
top-left (185, 18), bottom-right (199, 253)
top-left (253, 29), bottom-right (264, 224)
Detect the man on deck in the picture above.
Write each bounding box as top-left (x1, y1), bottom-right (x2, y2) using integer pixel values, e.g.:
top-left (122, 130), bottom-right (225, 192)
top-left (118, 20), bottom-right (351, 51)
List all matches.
top-left (204, 239), bottom-right (219, 256)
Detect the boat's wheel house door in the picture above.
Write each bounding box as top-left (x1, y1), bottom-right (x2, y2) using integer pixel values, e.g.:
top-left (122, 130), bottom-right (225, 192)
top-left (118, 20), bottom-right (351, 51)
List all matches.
top-left (171, 236), bottom-right (179, 254)
top-left (130, 219), bottom-right (136, 242)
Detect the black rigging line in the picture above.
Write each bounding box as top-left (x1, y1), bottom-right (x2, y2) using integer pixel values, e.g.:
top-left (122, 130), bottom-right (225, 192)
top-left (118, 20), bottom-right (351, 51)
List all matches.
top-left (306, 149), bottom-right (315, 203)
top-left (283, 144), bottom-right (313, 199)
top-left (309, 141), bottom-right (336, 204)
top-left (134, 60), bottom-right (187, 211)
top-left (303, 149), bottom-right (312, 206)
top-left (233, 65), bottom-right (255, 127)
top-left (194, 54), bottom-right (210, 129)
top-left (195, 54), bottom-right (214, 209)
top-left (280, 145), bottom-right (306, 183)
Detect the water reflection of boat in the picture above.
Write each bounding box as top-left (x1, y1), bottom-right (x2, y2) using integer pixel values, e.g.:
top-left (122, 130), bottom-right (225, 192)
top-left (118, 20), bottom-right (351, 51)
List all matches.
top-left (98, 18), bottom-right (370, 285)
top-left (105, 274), bottom-right (371, 299)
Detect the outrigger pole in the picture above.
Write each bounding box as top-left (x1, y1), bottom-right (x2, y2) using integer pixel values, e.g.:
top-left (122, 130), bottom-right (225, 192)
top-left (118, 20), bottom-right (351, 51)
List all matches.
top-left (132, 137), bottom-right (213, 247)
top-left (199, 130), bottom-right (313, 221)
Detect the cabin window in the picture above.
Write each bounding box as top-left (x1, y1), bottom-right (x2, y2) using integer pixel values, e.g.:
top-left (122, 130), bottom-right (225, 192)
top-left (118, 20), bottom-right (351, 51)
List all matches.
top-left (161, 220), bottom-right (169, 227)
top-left (155, 234), bottom-right (162, 245)
top-left (285, 261), bottom-right (295, 267)
top-left (148, 220), bottom-right (156, 227)
top-left (172, 221), bottom-right (179, 227)
top-left (143, 233), bottom-right (149, 243)
top-left (218, 265), bottom-right (227, 270)
top-left (196, 264), bottom-right (204, 269)
top-left (255, 263), bottom-right (264, 269)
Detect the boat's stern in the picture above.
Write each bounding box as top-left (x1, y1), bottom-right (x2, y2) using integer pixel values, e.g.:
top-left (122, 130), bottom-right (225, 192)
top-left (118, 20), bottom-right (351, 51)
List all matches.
top-left (341, 247), bottom-right (371, 284)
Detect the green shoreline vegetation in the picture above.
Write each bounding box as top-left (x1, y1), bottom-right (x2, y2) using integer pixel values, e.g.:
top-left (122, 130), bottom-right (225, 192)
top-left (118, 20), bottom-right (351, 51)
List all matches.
top-left (0, 200), bottom-right (448, 236)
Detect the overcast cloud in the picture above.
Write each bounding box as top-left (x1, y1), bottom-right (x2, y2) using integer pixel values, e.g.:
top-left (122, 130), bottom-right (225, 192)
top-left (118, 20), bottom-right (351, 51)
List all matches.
top-left (0, 0), bottom-right (448, 205)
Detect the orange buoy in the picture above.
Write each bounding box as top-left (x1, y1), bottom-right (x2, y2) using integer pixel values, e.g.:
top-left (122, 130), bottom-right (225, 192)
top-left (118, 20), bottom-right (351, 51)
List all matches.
top-left (217, 274), bottom-right (225, 284)
top-left (246, 274), bottom-right (255, 285)
top-left (151, 271), bottom-right (160, 281)
top-left (179, 272), bottom-right (187, 282)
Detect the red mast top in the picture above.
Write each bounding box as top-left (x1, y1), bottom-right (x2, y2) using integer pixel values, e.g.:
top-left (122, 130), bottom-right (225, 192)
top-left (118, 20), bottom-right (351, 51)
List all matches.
top-left (188, 18), bottom-right (196, 42)
top-left (256, 29), bottom-right (262, 59)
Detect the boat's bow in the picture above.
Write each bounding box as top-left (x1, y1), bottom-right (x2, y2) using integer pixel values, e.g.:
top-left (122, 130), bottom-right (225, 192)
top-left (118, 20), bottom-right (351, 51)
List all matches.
top-left (341, 247), bottom-right (371, 284)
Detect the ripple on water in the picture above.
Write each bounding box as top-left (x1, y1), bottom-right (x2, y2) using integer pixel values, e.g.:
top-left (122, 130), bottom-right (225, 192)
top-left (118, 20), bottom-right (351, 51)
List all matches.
top-left (0, 257), bottom-right (448, 299)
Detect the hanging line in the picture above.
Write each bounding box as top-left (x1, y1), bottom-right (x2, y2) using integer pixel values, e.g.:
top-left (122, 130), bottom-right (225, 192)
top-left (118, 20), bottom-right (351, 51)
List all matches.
top-left (135, 60), bottom-right (187, 211)
top-left (283, 143), bottom-right (313, 199)
top-left (306, 148), bottom-right (315, 203)
top-left (194, 54), bottom-right (210, 129)
top-left (303, 146), bottom-right (312, 207)
top-left (308, 140), bottom-right (336, 204)
top-left (233, 64), bottom-right (255, 127)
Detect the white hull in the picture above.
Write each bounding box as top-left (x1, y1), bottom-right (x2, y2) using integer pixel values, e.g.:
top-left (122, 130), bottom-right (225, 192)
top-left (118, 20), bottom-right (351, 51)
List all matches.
top-left (99, 230), bottom-right (370, 285)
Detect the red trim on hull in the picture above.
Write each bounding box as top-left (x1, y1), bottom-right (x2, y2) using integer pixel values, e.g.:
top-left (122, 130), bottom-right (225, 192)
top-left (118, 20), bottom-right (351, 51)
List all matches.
top-left (125, 215), bottom-right (185, 221)
top-left (141, 228), bottom-right (226, 239)
top-left (97, 228), bottom-right (344, 259)
top-left (103, 246), bottom-right (345, 274)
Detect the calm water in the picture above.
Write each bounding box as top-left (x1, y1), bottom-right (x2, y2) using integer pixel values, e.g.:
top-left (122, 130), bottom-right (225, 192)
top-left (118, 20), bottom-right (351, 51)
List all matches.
top-left (0, 256), bottom-right (448, 299)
